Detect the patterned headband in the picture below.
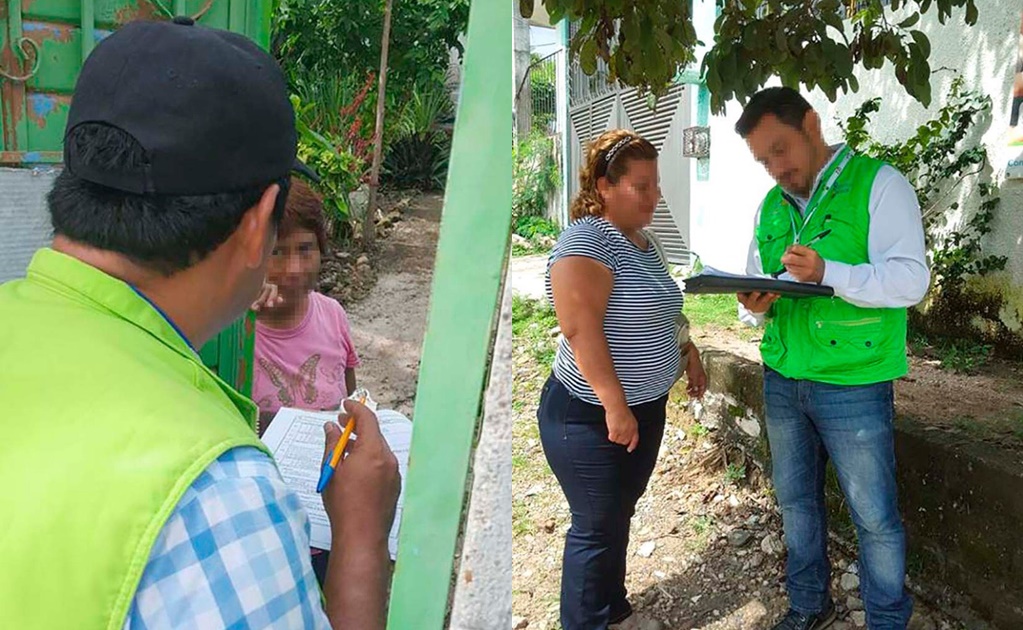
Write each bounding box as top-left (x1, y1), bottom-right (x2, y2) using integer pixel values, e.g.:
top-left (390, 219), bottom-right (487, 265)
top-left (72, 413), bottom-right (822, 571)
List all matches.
top-left (603, 136), bottom-right (635, 168)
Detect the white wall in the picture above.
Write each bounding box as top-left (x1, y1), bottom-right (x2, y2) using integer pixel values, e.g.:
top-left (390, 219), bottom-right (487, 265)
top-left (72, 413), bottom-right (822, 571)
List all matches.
top-left (529, 25), bottom-right (559, 56)
top-left (804, 2), bottom-right (1023, 287)
top-left (689, 98), bottom-right (776, 273)
top-left (0, 167), bottom-right (58, 283)
top-left (687, 0), bottom-right (1023, 287)
top-left (687, 0), bottom-right (776, 273)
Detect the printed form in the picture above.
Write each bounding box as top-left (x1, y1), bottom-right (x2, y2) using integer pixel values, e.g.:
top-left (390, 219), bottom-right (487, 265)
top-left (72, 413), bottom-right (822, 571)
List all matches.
top-left (261, 405), bottom-right (412, 560)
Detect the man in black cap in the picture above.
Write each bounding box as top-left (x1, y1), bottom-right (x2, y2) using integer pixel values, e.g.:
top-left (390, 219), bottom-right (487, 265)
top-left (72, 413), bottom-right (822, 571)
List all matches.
top-left (0, 17), bottom-right (398, 630)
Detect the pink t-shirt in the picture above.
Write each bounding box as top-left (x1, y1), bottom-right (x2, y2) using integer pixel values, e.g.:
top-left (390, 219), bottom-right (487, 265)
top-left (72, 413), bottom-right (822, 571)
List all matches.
top-left (253, 291), bottom-right (361, 417)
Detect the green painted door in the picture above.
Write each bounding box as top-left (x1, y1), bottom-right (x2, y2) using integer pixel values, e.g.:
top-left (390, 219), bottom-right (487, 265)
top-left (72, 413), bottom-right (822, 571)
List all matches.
top-left (0, 0), bottom-right (271, 396)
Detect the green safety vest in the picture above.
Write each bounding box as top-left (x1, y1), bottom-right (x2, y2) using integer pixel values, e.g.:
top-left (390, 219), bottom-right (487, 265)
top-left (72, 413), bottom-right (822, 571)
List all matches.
top-left (0, 248), bottom-right (269, 629)
top-left (756, 148), bottom-right (909, 385)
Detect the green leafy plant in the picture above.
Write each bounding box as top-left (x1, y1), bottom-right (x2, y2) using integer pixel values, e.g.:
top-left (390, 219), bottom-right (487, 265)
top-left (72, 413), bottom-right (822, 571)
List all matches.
top-left (274, 0), bottom-right (468, 97)
top-left (512, 215), bottom-right (561, 256)
top-left (724, 464), bottom-right (747, 486)
top-left (534, 0), bottom-right (980, 113)
top-left (291, 82), bottom-right (374, 241)
top-left (528, 53), bottom-right (558, 133)
top-left (937, 340), bottom-right (992, 374)
top-left (513, 132), bottom-right (560, 220)
top-left (291, 73), bottom-right (376, 155)
top-left (515, 215), bottom-right (560, 240)
top-left (511, 296), bottom-right (560, 365)
top-left (381, 135), bottom-right (450, 190)
top-left (381, 82), bottom-right (455, 190)
top-left (839, 76), bottom-right (1007, 297)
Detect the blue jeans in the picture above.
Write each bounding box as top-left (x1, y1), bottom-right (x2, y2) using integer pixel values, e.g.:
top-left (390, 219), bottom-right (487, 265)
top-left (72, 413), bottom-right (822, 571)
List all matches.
top-left (538, 375), bottom-right (667, 630)
top-left (764, 368), bottom-right (912, 629)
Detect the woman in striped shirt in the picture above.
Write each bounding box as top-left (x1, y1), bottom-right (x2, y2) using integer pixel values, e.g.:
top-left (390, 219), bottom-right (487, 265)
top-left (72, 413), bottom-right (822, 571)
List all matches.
top-left (539, 129), bottom-right (707, 630)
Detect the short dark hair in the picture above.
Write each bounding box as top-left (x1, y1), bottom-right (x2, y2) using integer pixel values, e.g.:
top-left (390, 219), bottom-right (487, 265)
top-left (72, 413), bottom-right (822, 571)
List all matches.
top-left (280, 179), bottom-right (329, 256)
top-left (48, 123), bottom-right (283, 276)
top-left (734, 87), bottom-right (813, 138)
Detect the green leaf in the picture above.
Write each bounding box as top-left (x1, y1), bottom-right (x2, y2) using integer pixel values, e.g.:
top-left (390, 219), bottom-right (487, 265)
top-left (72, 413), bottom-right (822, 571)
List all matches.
top-left (910, 30), bottom-right (931, 59)
top-left (821, 8), bottom-right (845, 33)
top-left (775, 27), bottom-right (788, 54)
top-left (965, 1), bottom-right (978, 25)
top-left (898, 12), bottom-right (920, 29)
top-left (580, 37), bottom-right (598, 74)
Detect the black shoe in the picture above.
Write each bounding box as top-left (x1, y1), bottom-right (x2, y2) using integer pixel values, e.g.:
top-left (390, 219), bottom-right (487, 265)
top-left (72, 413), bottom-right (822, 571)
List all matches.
top-left (770, 600), bottom-right (837, 630)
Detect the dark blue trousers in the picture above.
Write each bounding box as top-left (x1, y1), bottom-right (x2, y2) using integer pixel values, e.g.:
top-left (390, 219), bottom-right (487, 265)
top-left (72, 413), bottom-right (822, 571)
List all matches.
top-left (538, 375), bottom-right (667, 630)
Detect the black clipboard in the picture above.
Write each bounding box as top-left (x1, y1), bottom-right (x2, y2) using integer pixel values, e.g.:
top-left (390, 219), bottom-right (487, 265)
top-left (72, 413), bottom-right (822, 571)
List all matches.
top-left (683, 272), bottom-right (834, 298)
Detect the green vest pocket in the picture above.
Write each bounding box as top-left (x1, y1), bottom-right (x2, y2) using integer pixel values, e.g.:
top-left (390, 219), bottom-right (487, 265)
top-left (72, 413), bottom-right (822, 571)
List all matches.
top-left (808, 300), bottom-right (887, 373)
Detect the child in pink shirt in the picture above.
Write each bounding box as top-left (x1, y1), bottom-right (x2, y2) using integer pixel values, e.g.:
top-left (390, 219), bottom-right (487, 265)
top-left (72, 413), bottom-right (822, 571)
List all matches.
top-left (252, 180), bottom-right (360, 433)
top-left (251, 179), bottom-right (360, 587)
top-left (254, 291), bottom-right (359, 421)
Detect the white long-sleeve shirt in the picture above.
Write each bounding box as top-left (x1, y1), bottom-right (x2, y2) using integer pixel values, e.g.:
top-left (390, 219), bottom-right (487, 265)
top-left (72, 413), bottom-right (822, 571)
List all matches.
top-left (739, 147), bottom-right (931, 327)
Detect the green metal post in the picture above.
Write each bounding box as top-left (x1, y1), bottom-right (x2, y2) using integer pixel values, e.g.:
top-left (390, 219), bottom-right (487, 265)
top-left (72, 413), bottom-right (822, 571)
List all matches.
top-left (173, 0), bottom-right (187, 17)
top-left (81, 0), bottom-right (95, 62)
top-left (385, 0), bottom-right (511, 625)
top-left (228, 0), bottom-right (246, 36)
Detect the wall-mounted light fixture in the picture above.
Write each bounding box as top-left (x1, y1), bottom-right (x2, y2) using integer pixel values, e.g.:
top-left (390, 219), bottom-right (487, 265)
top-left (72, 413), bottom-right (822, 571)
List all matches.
top-left (682, 126), bottom-right (711, 159)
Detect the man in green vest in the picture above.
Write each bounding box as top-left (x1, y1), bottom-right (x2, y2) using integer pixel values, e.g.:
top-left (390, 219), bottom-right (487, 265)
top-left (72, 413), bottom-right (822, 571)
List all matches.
top-left (0, 17), bottom-right (398, 630)
top-left (735, 87), bottom-right (930, 630)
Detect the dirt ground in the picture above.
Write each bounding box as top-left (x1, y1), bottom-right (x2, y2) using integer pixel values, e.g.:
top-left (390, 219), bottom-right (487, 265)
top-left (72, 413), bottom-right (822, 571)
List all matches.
top-left (686, 325), bottom-right (1023, 454)
top-left (322, 192), bottom-right (443, 418)
top-left (513, 253), bottom-right (1023, 455)
top-left (510, 257), bottom-right (1014, 630)
top-left (512, 337), bottom-right (988, 630)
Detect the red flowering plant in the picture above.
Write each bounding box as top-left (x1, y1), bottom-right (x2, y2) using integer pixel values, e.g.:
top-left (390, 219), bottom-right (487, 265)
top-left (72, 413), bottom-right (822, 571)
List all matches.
top-left (293, 72), bottom-right (377, 240)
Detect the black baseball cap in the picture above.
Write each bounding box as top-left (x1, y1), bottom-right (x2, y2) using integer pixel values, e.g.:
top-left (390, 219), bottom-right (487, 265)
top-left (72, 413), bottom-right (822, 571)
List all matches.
top-left (64, 16), bottom-right (317, 195)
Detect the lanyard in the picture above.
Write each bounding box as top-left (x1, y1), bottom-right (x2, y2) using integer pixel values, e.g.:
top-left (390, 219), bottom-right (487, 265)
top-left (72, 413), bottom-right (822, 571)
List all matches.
top-left (782, 146), bottom-right (853, 244)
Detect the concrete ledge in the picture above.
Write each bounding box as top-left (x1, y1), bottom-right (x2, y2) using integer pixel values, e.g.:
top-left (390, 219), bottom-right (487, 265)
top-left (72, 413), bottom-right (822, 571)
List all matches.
top-left (694, 347), bottom-right (1023, 629)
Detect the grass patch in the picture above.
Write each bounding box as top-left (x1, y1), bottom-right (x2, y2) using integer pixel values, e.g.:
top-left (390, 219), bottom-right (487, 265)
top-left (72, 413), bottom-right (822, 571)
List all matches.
top-left (684, 293), bottom-right (740, 328)
top-left (512, 295), bottom-right (560, 365)
top-left (724, 463), bottom-right (747, 486)
top-left (512, 242), bottom-right (552, 257)
top-left (1011, 411), bottom-right (1023, 439)
top-left (684, 514), bottom-right (715, 552)
top-left (513, 499), bottom-right (532, 537)
top-left (909, 331), bottom-right (993, 374)
top-left (684, 293), bottom-right (759, 342)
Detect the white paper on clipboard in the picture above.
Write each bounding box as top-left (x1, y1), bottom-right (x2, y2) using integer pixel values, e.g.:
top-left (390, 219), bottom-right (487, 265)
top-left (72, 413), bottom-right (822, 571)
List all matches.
top-left (260, 401), bottom-right (411, 560)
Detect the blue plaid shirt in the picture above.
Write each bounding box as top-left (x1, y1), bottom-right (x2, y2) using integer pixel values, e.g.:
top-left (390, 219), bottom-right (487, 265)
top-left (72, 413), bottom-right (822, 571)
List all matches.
top-left (122, 447), bottom-right (331, 629)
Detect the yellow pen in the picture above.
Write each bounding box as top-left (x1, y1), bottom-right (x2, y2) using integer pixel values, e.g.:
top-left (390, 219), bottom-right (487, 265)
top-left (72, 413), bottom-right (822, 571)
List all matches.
top-left (316, 393), bottom-right (366, 493)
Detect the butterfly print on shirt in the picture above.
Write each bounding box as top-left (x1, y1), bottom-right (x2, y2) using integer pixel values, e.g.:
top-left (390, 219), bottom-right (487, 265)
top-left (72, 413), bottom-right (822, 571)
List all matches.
top-left (258, 354), bottom-right (321, 407)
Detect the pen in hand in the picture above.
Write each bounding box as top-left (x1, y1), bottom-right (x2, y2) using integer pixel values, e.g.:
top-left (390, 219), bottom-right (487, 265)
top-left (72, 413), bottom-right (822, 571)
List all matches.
top-left (770, 229), bottom-right (831, 278)
top-left (316, 393), bottom-right (367, 493)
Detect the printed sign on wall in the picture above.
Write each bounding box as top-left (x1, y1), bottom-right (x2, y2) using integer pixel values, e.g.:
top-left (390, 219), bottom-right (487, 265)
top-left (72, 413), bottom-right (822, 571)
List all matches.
top-left (1006, 9), bottom-right (1023, 178)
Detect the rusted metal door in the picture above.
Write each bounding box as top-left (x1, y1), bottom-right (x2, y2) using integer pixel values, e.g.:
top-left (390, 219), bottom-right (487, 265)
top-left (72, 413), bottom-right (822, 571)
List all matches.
top-left (1, 1), bottom-right (270, 163)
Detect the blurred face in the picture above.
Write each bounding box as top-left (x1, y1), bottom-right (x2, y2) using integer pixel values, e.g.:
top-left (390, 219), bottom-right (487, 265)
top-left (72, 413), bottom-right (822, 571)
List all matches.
top-left (268, 227), bottom-right (321, 303)
top-left (745, 112), bottom-right (822, 198)
top-left (599, 158), bottom-right (661, 231)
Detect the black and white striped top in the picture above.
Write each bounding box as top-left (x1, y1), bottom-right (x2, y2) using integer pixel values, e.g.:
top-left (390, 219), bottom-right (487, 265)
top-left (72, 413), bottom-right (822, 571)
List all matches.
top-left (545, 216), bottom-right (684, 406)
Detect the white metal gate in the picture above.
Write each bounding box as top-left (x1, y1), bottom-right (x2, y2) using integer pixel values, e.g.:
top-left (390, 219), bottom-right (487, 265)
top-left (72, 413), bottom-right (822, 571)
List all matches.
top-left (565, 21), bottom-right (691, 265)
top-left (568, 84), bottom-right (692, 264)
